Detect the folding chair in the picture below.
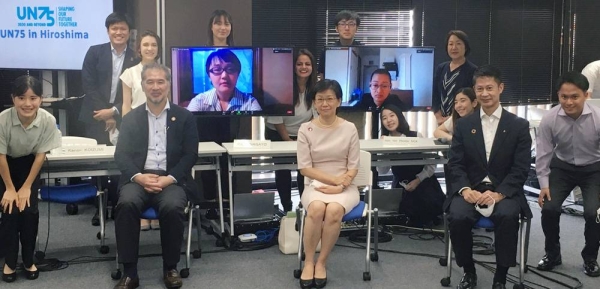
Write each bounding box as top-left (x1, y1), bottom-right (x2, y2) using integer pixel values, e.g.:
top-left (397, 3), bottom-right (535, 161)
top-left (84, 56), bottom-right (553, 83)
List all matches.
top-left (439, 214), bottom-right (531, 289)
top-left (111, 202), bottom-right (202, 279)
top-left (293, 150), bottom-right (379, 281)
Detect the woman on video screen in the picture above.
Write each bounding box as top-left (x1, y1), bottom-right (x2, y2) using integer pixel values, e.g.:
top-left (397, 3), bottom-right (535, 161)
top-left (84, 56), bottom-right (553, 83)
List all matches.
top-left (187, 49), bottom-right (261, 112)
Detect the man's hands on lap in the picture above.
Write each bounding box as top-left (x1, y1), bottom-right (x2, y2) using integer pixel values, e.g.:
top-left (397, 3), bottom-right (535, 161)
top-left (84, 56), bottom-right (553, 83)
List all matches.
top-left (134, 174), bottom-right (162, 193)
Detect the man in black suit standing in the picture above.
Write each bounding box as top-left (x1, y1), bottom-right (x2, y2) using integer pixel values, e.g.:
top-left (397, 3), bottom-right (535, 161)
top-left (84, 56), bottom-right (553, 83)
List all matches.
top-left (112, 63), bottom-right (199, 289)
top-left (446, 65), bottom-right (532, 289)
top-left (79, 12), bottom-right (136, 225)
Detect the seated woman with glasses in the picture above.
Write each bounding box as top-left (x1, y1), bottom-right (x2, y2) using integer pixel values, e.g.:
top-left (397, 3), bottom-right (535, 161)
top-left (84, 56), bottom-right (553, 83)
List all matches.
top-left (187, 49), bottom-right (261, 112)
top-left (296, 79), bottom-right (360, 289)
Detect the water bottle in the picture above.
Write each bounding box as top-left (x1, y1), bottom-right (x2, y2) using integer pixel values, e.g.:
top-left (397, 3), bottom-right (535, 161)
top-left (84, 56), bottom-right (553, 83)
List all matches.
top-left (51, 124), bottom-right (62, 155)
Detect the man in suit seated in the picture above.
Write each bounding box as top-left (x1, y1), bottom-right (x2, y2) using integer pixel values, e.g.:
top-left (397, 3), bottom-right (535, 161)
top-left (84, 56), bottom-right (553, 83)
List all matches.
top-left (446, 65), bottom-right (532, 289)
top-left (113, 63), bottom-right (199, 289)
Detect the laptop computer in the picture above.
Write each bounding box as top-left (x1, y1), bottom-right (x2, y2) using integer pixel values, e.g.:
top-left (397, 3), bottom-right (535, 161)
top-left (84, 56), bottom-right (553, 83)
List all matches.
top-left (233, 192), bottom-right (276, 223)
top-left (366, 188), bottom-right (403, 216)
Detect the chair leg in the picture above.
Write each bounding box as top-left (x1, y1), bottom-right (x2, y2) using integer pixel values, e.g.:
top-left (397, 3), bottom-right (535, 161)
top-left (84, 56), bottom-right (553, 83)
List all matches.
top-left (365, 208), bottom-right (373, 274)
top-left (195, 206), bottom-right (202, 253)
top-left (297, 208), bottom-right (305, 273)
top-left (373, 209), bottom-right (379, 255)
top-left (185, 207), bottom-right (194, 270)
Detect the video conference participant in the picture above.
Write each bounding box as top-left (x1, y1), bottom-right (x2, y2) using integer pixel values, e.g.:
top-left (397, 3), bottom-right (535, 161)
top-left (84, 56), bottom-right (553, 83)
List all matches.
top-left (0, 76), bottom-right (61, 283)
top-left (447, 65), bottom-right (532, 289)
top-left (379, 104), bottom-right (445, 226)
top-left (317, 10), bottom-right (362, 78)
top-left (433, 87), bottom-right (478, 141)
top-left (113, 63), bottom-right (199, 289)
top-left (208, 10), bottom-right (235, 46)
top-left (432, 30), bottom-right (478, 126)
top-left (265, 49), bottom-right (318, 212)
top-left (535, 72), bottom-right (600, 277)
top-left (187, 49), bottom-right (261, 112)
top-left (297, 79), bottom-right (360, 289)
top-left (79, 12), bottom-right (136, 226)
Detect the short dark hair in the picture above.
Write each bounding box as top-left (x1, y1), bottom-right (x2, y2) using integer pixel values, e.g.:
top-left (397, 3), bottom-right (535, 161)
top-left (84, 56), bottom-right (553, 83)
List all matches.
top-left (380, 104), bottom-right (410, 136)
top-left (473, 65), bottom-right (503, 85)
top-left (136, 30), bottom-right (162, 60)
top-left (556, 71), bottom-right (590, 92)
top-left (310, 79), bottom-right (343, 101)
top-left (335, 10), bottom-right (361, 26)
top-left (207, 10), bottom-right (235, 46)
top-left (446, 30), bottom-right (471, 57)
top-left (205, 49), bottom-right (241, 75)
top-left (141, 63), bottom-right (171, 82)
top-left (370, 69), bottom-right (392, 83)
top-left (12, 75), bottom-right (42, 97)
top-left (105, 12), bottom-right (131, 30)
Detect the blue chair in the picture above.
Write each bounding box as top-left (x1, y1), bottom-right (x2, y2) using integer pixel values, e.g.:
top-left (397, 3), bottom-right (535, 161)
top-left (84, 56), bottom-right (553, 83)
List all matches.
top-left (111, 203), bottom-right (202, 279)
top-left (294, 150), bottom-right (379, 281)
top-left (39, 183), bottom-right (98, 215)
top-left (439, 214), bottom-right (531, 289)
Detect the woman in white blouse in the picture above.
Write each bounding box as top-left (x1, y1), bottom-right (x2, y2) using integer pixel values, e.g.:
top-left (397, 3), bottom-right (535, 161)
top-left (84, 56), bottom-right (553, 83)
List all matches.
top-left (265, 49), bottom-right (317, 212)
top-left (433, 87), bottom-right (478, 141)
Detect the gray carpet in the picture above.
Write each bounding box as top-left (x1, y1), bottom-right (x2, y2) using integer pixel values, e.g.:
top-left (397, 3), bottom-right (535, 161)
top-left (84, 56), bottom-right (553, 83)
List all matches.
top-left (1, 198), bottom-right (595, 289)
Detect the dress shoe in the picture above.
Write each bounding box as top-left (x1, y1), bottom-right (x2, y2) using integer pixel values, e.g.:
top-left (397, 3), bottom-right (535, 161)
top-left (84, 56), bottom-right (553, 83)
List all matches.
top-left (299, 278), bottom-right (315, 289)
top-left (537, 254), bottom-right (562, 271)
top-left (205, 208), bottom-right (219, 220)
top-left (25, 269), bottom-right (39, 280)
top-left (113, 276), bottom-right (139, 289)
top-left (492, 282), bottom-right (506, 289)
top-left (583, 260), bottom-right (600, 277)
top-left (91, 210), bottom-right (100, 226)
top-left (2, 272), bottom-right (16, 283)
top-left (163, 269), bottom-right (183, 289)
top-left (314, 267), bottom-right (327, 288)
top-left (456, 272), bottom-right (477, 289)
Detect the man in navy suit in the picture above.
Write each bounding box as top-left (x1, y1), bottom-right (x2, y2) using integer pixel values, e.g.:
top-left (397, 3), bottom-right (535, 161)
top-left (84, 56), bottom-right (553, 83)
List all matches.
top-left (446, 65), bottom-right (532, 289)
top-left (79, 12), bottom-right (136, 226)
top-left (113, 63), bottom-right (199, 289)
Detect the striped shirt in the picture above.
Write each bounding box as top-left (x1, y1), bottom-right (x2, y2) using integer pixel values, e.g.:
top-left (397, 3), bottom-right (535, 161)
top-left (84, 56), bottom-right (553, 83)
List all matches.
top-left (187, 88), bottom-right (262, 112)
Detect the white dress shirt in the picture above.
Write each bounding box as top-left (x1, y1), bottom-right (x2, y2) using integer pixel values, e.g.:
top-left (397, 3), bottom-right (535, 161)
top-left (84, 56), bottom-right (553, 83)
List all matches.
top-left (110, 44), bottom-right (127, 106)
top-left (480, 105), bottom-right (503, 183)
top-left (144, 102), bottom-right (169, 171)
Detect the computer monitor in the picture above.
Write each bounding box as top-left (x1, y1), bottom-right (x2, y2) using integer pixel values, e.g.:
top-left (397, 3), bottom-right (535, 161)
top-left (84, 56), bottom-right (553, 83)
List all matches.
top-left (324, 46), bottom-right (435, 110)
top-left (171, 46), bottom-right (295, 116)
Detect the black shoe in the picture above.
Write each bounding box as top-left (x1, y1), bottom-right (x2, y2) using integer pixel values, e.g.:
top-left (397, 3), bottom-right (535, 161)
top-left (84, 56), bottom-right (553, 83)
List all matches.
top-left (205, 208), bottom-right (219, 220)
top-left (583, 260), bottom-right (600, 277)
top-left (492, 282), bottom-right (506, 289)
top-left (2, 272), bottom-right (16, 283)
top-left (163, 269), bottom-right (183, 289)
top-left (25, 269), bottom-right (39, 280)
top-left (113, 275), bottom-right (139, 289)
top-left (537, 254), bottom-right (562, 271)
top-left (91, 210), bottom-right (100, 226)
top-left (315, 276), bottom-right (327, 288)
top-left (299, 278), bottom-right (315, 289)
top-left (456, 272), bottom-right (477, 289)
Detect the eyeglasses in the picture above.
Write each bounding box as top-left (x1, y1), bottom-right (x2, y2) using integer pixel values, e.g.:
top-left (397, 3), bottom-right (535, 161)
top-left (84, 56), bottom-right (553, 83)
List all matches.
top-left (337, 22), bottom-right (357, 28)
top-left (209, 66), bottom-right (239, 75)
top-left (370, 84), bottom-right (391, 91)
top-left (315, 97), bottom-right (337, 104)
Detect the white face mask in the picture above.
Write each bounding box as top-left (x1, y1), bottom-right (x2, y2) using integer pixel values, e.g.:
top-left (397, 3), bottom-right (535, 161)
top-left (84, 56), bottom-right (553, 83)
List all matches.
top-left (475, 195), bottom-right (496, 217)
top-left (596, 208), bottom-right (600, 224)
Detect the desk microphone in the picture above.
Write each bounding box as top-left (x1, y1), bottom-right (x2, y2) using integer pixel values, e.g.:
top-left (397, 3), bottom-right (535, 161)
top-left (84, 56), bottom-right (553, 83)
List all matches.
top-left (436, 138), bottom-right (449, 144)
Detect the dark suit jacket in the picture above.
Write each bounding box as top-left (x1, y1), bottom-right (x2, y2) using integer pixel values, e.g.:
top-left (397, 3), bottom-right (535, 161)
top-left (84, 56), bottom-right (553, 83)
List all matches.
top-left (114, 103), bottom-right (201, 203)
top-left (446, 108), bottom-right (533, 217)
top-left (79, 42), bottom-right (136, 124)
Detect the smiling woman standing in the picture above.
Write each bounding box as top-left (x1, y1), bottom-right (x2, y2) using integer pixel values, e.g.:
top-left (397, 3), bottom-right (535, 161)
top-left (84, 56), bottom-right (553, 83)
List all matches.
top-left (208, 10), bottom-right (234, 46)
top-left (0, 76), bottom-right (61, 283)
top-left (432, 30), bottom-right (478, 126)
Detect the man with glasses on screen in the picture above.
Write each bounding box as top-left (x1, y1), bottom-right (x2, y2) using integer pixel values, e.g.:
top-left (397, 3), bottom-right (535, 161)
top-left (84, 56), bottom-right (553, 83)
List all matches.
top-left (317, 10), bottom-right (362, 79)
top-left (187, 49), bottom-right (261, 112)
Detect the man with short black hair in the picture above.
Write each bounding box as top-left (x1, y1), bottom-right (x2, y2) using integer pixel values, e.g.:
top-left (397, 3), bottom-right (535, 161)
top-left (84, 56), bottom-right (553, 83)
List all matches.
top-left (317, 10), bottom-right (362, 78)
top-left (535, 71), bottom-right (600, 277)
top-left (447, 65), bottom-right (532, 289)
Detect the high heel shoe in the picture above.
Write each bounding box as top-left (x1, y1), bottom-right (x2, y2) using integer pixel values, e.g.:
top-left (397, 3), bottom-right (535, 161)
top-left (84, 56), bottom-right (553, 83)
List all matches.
top-left (2, 272), bottom-right (16, 283)
top-left (25, 269), bottom-right (39, 280)
top-left (299, 278), bottom-right (315, 289)
top-left (314, 268), bottom-right (327, 288)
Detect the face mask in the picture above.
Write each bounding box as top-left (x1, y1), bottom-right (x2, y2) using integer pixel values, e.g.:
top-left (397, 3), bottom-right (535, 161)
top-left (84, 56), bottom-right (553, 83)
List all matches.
top-left (475, 195), bottom-right (496, 217)
top-left (596, 207), bottom-right (600, 224)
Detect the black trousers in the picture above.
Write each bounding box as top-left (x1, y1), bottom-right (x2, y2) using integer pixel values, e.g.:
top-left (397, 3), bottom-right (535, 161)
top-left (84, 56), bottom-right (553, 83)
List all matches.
top-left (264, 128), bottom-right (304, 211)
top-left (447, 183), bottom-right (521, 268)
top-left (115, 182), bottom-right (187, 266)
top-left (84, 120), bottom-right (120, 207)
top-left (0, 155), bottom-right (39, 270)
top-left (542, 158), bottom-right (600, 262)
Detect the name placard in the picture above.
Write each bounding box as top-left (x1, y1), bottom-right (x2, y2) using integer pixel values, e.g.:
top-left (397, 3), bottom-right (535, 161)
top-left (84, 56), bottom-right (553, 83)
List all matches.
top-left (382, 136), bottom-right (436, 147)
top-left (57, 145), bottom-right (115, 155)
top-left (233, 139), bottom-right (271, 149)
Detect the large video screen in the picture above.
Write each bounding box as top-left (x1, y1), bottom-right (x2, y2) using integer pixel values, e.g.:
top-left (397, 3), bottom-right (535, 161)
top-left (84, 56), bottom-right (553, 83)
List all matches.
top-left (324, 46), bottom-right (435, 110)
top-left (0, 0), bottom-right (113, 70)
top-left (171, 46), bottom-right (294, 116)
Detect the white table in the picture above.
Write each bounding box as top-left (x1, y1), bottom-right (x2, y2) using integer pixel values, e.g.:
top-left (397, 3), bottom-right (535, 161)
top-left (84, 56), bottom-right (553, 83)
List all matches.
top-left (41, 142), bottom-right (226, 253)
top-left (359, 139), bottom-right (450, 167)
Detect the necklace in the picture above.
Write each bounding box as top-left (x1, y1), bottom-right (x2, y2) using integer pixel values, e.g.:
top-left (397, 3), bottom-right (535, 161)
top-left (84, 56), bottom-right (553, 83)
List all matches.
top-left (317, 116), bottom-right (337, 128)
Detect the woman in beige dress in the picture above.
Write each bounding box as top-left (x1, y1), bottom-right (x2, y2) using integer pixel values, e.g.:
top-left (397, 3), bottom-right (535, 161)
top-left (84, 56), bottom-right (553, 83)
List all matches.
top-left (297, 79), bottom-right (360, 288)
